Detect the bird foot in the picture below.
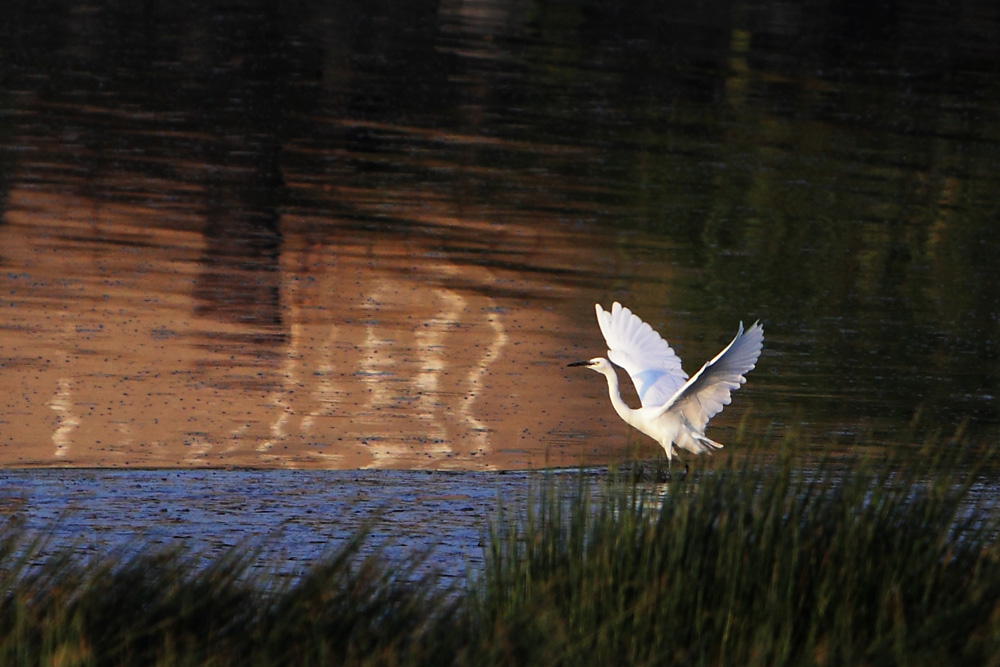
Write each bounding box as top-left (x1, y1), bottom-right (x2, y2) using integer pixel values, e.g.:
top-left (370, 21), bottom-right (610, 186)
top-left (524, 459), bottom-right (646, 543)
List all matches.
top-left (653, 460), bottom-right (689, 482)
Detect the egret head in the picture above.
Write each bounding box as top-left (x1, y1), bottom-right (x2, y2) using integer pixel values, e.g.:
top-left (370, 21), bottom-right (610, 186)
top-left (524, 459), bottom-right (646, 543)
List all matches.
top-left (567, 357), bottom-right (612, 373)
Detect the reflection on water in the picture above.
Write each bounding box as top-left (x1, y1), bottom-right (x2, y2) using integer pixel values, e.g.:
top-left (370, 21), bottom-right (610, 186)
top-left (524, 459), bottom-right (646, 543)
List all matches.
top-left (1, 0), bottom-right (999, 469)
top-left (1, 188), bottom-right (616, 468)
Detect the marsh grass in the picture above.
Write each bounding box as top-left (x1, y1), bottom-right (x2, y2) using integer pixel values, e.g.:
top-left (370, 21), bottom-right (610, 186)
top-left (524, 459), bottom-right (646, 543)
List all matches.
top-left (472, 442), bottom-right (1000, 666)
top-left (2, 442), bottom-right (1000, 665)
top-left (0, 524), bottom-right (454, 666)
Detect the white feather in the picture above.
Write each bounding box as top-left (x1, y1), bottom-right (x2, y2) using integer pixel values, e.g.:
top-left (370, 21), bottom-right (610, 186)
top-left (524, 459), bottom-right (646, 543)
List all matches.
top-left (571, 302), bottom-right (763, 469)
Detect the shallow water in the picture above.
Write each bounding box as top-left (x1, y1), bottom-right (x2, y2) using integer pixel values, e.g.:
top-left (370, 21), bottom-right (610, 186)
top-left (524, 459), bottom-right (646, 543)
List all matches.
top-left (0, 467), bottom-right (535, 581)
top-left (4, 460), bottom-right (998, 582)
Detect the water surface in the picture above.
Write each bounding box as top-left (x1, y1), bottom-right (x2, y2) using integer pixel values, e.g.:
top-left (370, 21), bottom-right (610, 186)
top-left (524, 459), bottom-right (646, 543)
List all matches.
top-left (1, 0), bottom-right (998, 472)
top-left (0, 468), bottom-right (528, 581)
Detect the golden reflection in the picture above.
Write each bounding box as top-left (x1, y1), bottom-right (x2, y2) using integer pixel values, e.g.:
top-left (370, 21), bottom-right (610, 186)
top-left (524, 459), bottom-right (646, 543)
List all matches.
top-left (0, 185), bottom-right (620, 469)
top-left (50, 377), bottom-right (78, 458)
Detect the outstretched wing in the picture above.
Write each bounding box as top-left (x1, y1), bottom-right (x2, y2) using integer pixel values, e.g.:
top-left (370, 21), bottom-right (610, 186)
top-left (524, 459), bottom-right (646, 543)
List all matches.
top-left (658, 321), bottom-right (764, 433)
top-left (595, 302), bottom-right (688, 408)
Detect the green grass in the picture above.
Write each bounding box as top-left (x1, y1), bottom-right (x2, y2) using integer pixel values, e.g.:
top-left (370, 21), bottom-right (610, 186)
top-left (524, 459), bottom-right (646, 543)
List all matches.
top-left (3, 442), bottom-right (1000, 666)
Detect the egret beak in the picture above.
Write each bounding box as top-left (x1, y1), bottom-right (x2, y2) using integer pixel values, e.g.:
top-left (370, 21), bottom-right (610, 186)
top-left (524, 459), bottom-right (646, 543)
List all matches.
top-left (567, 361), bottom-right (593, 368)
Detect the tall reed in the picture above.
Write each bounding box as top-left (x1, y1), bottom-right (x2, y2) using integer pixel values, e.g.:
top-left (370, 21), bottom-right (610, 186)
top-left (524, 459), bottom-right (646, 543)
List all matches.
top-left (467, 445), bottom-right (1000, 666)
top-left (0, 442), bottom-right (998, 665)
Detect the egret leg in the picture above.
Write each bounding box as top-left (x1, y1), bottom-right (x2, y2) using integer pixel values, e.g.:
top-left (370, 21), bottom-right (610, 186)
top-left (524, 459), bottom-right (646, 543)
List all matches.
top-left (674, 453), bottom-right (690, 480)
top-left (666, 449), bottom-right (689, 480)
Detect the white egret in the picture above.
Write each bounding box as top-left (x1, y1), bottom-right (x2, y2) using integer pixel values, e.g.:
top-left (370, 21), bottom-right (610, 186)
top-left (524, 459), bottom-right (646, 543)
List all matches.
top-left (568, 302), bottom-right (763, 473)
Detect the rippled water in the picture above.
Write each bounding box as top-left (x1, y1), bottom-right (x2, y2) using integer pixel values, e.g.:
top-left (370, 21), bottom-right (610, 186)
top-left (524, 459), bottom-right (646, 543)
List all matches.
top-left (0, 468), bottom-right (535, 581)
top-left (1, 0), bottom-right (999, 569)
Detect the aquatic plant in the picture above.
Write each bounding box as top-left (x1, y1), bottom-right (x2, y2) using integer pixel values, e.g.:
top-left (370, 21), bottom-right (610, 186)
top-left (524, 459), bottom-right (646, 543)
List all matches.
top-left (1, 442), bottom-right (999, 665)
top-left (0, 523), bottom-right (449, 666)
top-left (469, 444), bottom-right (1000, 666)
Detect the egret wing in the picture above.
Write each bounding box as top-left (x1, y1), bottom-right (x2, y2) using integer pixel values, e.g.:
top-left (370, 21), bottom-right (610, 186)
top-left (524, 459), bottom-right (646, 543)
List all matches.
top-left (659, 321), bottom-right (764, 432)
top-left (595, 302), bottom-right (688, 408)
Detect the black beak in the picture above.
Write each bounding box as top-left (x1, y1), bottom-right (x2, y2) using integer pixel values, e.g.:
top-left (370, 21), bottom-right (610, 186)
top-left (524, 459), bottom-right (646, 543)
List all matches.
top-left (567, 361), bottom-right (592, 368)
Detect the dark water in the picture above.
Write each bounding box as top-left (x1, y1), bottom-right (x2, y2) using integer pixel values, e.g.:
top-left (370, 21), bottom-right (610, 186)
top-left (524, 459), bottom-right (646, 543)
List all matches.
top-left (1, 0), bottom-right (999, 565)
